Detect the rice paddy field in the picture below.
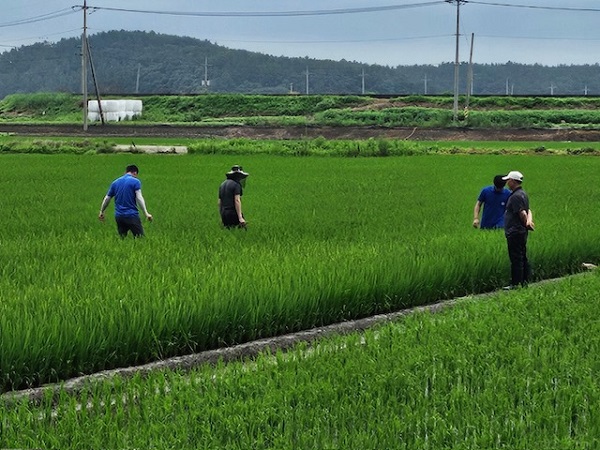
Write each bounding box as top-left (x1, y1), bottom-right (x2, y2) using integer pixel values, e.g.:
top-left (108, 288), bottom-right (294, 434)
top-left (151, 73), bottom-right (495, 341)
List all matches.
top-left (2, 149), bottom-right (600, 448)
top-left (2, 273), bottom-right (600, 449)
top-left (2, 152), bottom-right (600, 392)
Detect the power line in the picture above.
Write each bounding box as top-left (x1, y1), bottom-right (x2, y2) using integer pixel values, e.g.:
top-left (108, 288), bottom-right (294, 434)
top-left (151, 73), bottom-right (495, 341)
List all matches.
top-left (468, 1), bottom-right (600, 13)
top-left (478, 34), bottom-right (600, 42)
top-left (0, 28), bottom-right (82, 47)
top-left (0, 8), bottom-right (80, 29)
top-left (84, 2), bottom-right (445, 18)
top-left (218, 35), bottom-right (453, 45)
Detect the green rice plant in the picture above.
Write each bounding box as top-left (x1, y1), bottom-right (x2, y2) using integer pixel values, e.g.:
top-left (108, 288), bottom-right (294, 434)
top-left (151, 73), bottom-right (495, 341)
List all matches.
top-left (3, 272), bottom-right (600, 449)
top-left (1, 153), bottom-right (600, 391)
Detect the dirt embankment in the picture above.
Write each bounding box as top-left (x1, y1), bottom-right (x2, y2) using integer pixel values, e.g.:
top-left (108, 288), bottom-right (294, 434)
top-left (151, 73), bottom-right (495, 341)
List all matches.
top-left (2, 124), bottom-right (600, 141)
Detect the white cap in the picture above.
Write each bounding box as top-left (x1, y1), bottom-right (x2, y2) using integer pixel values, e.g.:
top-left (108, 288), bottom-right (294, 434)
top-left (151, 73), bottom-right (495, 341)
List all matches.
top-left (502, 171), bottom-right (523, 182)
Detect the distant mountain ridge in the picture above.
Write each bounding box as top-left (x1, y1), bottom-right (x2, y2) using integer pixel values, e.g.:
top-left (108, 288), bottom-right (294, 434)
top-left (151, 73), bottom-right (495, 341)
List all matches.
top-left (0, 30), bottom-right (599, 98)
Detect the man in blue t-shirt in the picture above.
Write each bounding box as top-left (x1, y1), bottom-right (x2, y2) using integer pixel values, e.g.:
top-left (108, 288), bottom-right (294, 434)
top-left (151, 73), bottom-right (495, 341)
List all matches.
top-left (99, 164), bottom-right (153, 237)
top-left (472, 175), bottom-right (511, 229)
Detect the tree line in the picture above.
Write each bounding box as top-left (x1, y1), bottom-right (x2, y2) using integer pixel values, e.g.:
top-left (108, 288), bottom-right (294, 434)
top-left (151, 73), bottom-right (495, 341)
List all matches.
top-left (1, 30), bottom-right (599, 98)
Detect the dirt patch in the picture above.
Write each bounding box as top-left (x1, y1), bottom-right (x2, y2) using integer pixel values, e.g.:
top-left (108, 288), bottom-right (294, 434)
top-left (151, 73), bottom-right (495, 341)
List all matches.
top-left (2, 124), bottom-right (600, 142)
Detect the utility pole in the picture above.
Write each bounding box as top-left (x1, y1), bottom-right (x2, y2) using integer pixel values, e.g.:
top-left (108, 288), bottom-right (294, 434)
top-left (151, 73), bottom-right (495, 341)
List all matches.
top-left (135, 63), bottom-right (141, 94)
top-left (446, 0), bottom-right (466, 122)
top-left (505, 78), bottom-right (510, 96)
top-left (465, 33), bottom-right (474, 110)
top-left (304, 66), bottom-right (310, 95)
top-left (584, 85), bottom-right (589, 96)
top-left (360, 68), bottom-right (366, 95)
top-left (86, 37), bottom-right (105, 125)
top-left (423, 74), bottom-right (428, 95)
top-left (201, 57), bottom-right (211, 91)
top-left (81, 0), bottom-right (88, 131)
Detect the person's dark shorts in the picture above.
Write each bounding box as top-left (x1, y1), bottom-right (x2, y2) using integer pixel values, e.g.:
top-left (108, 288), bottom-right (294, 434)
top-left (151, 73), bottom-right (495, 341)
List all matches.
top-left (220, 211), bottom-right (242, 228)
top-left (116, 216), bottom-right (144, 237)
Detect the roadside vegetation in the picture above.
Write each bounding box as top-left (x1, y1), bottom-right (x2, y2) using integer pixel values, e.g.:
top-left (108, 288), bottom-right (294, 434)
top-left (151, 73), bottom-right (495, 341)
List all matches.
top-left (4, 93), bottom-right (600, 128)
top-left (1, 135), bottom-right (600, 157)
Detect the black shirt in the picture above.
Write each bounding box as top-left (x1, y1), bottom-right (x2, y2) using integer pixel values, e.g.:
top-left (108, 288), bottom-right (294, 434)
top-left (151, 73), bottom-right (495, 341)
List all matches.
top-left (219, 179), bottom-right (242, 213)
top-left (504, 187), bottom-right (529, 236)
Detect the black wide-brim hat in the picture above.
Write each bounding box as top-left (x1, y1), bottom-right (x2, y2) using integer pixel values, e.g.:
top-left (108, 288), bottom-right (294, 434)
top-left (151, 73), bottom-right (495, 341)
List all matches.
top-left (226, 165), bottom-right (249, 179)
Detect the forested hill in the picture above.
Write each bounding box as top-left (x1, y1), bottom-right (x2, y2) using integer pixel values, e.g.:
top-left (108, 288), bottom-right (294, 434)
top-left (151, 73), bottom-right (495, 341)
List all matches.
top-left (1, 30), bottom-right (600, 98)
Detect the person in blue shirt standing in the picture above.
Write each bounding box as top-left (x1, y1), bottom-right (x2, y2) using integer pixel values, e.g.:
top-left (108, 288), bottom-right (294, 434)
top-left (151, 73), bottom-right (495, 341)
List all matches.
top-left (472, 175), bottom-right (511, 229)
top-left (98, 164), bottom-right (153, 237)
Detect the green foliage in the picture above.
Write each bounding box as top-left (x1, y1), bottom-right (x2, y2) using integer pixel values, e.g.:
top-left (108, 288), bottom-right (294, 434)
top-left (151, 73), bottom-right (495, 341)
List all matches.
top-left (0, 139), bottom-right (112, 154)
top-left (4, 92), bottom-right (600, 129)
top-left (140, 94), bottom-right (368, 122)
top-left (0, 93), bottom-right (80, 118)
top-left (467, 109), bottom-right (600, 128)
top-left (2, 135), bottom-right (600, 157)
top-left (316, 106), bottom-right (454, 127)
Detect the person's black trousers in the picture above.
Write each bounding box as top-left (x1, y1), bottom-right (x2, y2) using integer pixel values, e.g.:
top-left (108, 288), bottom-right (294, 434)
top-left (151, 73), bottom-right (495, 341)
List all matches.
top-left (506, 232), bottom-right (530, 286)
top-left (116, 216), bottom-right (144, 238)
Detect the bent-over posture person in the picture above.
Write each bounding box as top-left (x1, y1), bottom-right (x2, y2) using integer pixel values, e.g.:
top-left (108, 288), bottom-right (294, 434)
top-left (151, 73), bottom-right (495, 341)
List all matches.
top-left (473, 175), bottom-right (511, 229)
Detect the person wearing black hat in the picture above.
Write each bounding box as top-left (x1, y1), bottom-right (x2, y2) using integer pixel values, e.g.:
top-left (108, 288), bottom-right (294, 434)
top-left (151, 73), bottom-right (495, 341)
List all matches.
top-left (473, 175), bottom-right (511, 229)
top-left (218, 165), bottom-right (249, 228)
top-left (502, 170), bottom-right (534, 290)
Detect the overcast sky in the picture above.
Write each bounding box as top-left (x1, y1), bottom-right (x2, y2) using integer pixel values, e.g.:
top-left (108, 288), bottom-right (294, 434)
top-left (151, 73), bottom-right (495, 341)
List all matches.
top-left (1, 0), bottom-right (600, 67)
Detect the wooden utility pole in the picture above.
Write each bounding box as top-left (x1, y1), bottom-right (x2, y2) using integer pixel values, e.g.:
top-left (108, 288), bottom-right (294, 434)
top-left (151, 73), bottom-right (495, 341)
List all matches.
top-left (86, 38), bottom-right (105, 125)
top-left (305, 66), bottom-right (310, 95)
top-left (81, 0), bottom-right (88, 131)
top-left (201, 57), bottom-right (211, 90)
top-left (446, 0), bottom-right (466, 122)
top-left (135, 63), bottom-right (141, 94)
top-left (360, 68), bottom-right (366, 95)
top-left (465, 33), bottom-right (474, 110)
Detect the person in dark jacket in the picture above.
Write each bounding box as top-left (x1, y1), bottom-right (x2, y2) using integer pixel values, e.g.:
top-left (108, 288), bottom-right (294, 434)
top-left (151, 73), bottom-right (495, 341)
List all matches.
top-left (502, 170), bottom-right (534, 289)
top-left (218, 165), bottom-right (249, 228)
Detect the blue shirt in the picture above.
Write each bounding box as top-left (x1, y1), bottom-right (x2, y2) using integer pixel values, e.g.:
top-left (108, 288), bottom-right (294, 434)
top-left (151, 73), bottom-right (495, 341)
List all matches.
top-left (477, 186), bottom-right (511, 229)
top-left (107, 174), bottom-right (141, 217)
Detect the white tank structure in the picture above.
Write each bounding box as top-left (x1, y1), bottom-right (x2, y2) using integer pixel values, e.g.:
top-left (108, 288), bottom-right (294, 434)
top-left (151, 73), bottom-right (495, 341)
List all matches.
top-left (88, 99), bottom-right (142, 122)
